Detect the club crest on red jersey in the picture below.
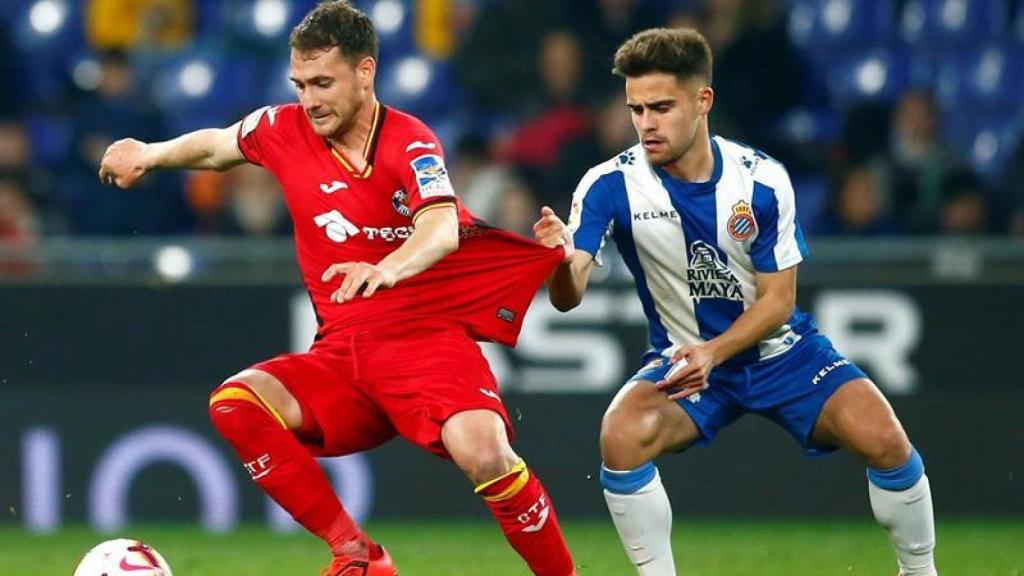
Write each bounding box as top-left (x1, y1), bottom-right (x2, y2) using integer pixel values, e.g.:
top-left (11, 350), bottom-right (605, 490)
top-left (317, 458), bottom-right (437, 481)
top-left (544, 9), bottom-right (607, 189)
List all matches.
top-left (727, 200), bottom-right (757, 241)
top-left (391, 190), bottom-right (411, 217)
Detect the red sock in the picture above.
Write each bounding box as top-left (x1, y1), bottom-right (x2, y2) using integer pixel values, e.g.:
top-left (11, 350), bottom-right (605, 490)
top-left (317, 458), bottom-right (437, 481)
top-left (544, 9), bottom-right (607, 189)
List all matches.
top-left (209, 382), bottom-right (365, 557)
top-left (477, 461), bottom-right (575, 576)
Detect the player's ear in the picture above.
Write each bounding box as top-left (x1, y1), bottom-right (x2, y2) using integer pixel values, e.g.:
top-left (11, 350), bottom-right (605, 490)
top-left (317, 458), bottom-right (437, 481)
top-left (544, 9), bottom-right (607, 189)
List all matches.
top-left (356, 56), bottom-right (376, 86)
top-left (697, 86), bottom-right (714, 115)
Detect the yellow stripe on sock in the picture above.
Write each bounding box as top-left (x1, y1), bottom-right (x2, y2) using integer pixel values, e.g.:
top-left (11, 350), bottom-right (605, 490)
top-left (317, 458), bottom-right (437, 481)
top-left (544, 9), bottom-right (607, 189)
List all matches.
top-left (475, 460), bottom-right (530, 502)
top-left (209, 385), bottom-right (287, 429)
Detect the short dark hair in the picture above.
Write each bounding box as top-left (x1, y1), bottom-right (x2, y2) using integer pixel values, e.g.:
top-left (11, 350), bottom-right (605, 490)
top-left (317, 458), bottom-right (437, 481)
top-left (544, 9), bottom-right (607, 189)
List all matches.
top-left (612, 28), bottom-right (712, 85)
top-left (289, 1), bottom-right (378, 62)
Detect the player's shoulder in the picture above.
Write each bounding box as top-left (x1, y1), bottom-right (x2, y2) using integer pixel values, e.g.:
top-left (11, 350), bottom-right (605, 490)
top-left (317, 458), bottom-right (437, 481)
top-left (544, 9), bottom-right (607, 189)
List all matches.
top-left (380, 105), bottom-right (437, 143)
top-left (577, 144), bottom-right (644, 193)
top-left (239, 102), bottom-right (306, 138)
top-left (714, 135), bottom-right (791, 187)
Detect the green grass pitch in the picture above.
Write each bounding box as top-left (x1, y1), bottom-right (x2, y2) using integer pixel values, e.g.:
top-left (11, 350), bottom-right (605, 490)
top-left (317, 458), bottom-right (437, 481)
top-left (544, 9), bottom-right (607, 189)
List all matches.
top-left (2, 519), bottom-right (1021, 575)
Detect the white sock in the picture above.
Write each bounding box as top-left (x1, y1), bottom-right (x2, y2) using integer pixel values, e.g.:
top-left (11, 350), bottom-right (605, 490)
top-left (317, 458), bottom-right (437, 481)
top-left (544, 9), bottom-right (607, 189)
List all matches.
top-left (603, 469), bottom-right (676, 576)
top-left (869, 475), bottom-right (938, 576)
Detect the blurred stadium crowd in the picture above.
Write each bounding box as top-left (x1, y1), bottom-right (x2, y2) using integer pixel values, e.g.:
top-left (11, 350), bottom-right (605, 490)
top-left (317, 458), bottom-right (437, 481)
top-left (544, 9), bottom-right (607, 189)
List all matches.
top-left (1, 0), bottom-right (1022, 245)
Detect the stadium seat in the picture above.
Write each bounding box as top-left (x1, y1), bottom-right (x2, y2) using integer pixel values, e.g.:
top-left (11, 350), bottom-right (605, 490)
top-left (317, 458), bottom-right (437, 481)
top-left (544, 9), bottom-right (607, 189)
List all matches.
top-left (377, 56), bottom-right (466, 118)
top-left (944, 113), bottom-right (1022, 177)
top-left (823, 47), bottom-right (911, 107)
top-left (362, 0), bottom-right (417, 61)
top-left (151, 51), bottom-right (268, 133)
top-left (933, 45), bottom-right (1021, 111)
top-left (777, 108), bottom-right (842, 145)
top-left (788, 0), bottom-right (896, 49)
top-left (899, 0), bottom-right (1007, 46)
top-left (24, 112), bottom-right (73, 169)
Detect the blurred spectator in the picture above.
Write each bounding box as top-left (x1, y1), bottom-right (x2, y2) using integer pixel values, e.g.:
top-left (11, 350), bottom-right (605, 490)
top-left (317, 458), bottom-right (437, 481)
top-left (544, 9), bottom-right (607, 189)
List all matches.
top-left (938, 169), bottom-right (991, 235)
top-left (449, 133), bottom-right (540, 236)
top-left (453, 0), bottom-right (561, 113)
top-left (63, 49), bottom-right (191, 235)
top-left (568, 0), bottom-right (661, 99)
top-left (415, 0), bottom-right (456, 60)
top-left (1000, 136), bottom-right (1024, 236)
top-left (451, 133), bottom-right (514, 220)
top-left (87, 0), bottom-right (193, 50)
top-left (187, 164), bottom-right (289, 236)
top-left (819, 164), bottom-right (897, 236)
top-left (701, 0), bottom-right (823, 172)
top-left (547, 93), bottom-right (636, 216)
top-left (499, 30), bottom-right (591, 168)
top-left (0, 120), bottom-right (55, 229)
top-left (838, 102), bottom-right (892, 165)
top-left (490, 173), bottom-right (540, 237)
top-left (881, 89), bottom-right (963, 233)
top-left (0, 178), bottom-right (40, 245)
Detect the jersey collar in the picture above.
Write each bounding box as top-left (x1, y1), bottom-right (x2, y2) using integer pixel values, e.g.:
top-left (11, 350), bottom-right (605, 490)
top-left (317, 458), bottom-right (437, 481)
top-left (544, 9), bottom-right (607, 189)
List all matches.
top-left (327, 100), bottom-right (386, 179)
top-left (652, 137), bottom-right (723, 192)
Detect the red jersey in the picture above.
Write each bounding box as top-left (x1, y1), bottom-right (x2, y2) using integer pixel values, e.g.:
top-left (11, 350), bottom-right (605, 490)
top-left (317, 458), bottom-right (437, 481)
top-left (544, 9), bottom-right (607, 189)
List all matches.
top-left (236, 102), bottom-right (562, 346)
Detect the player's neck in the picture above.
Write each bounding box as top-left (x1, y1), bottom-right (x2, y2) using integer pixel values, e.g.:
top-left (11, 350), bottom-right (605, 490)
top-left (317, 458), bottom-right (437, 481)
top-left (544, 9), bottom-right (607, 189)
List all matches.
top-left (328, 97), bottom-right (379, 158)
top-left (663, 129), bottom-right (713, 183)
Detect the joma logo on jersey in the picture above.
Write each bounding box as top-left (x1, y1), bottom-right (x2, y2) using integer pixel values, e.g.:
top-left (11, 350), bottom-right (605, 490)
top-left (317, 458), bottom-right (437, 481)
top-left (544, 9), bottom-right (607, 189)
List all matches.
top-left (687, 241), bottom-right (743, 302)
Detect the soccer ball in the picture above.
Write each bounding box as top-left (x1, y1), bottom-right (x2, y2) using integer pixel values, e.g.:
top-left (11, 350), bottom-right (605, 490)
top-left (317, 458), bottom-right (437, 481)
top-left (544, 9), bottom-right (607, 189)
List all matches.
top-left (73, 538), bottom-right (173, 576)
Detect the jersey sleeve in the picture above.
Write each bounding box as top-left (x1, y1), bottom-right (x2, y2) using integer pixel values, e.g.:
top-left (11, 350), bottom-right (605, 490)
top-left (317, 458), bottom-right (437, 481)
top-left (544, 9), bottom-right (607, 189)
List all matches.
top-left (749, 168), bottom-right (810, 272)
top-left (236, 105), bottom-right (280, 167)
top-left (568, 168), bottom-right (617, 263)
top-left (395, 128), bottom-right (457, 220)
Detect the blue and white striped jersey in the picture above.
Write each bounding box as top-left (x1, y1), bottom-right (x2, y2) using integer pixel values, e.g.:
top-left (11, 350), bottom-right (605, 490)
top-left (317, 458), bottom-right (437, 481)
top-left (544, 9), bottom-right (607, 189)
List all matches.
top-left (569, 136), bottom-right (815, 368)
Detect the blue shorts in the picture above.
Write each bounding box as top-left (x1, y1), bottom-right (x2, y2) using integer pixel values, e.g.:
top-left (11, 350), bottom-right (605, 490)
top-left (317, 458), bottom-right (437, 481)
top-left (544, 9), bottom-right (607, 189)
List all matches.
top-left (631, 333), bottom-right (867, 456)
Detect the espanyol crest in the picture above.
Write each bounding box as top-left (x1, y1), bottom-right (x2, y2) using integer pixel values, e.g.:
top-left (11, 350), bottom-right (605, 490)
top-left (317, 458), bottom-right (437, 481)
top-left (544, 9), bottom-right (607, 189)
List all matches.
top-left (727, 200), bottom-right (756, 241)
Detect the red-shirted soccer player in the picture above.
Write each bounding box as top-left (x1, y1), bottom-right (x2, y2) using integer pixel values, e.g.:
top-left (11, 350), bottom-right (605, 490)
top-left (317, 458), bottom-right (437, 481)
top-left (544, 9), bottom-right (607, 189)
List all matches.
top-left (97, 3), bottom-right (577, 575)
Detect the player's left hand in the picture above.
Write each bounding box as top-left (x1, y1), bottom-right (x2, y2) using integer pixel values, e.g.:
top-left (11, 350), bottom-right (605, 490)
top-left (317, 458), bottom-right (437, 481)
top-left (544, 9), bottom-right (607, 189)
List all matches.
top-left (321, 261), bottom-right (398, 303)
top-left (655, 345), bottom-right (716, 401)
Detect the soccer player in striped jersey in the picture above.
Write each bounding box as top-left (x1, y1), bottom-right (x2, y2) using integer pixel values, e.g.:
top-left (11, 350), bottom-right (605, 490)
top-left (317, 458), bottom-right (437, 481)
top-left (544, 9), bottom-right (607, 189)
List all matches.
top-left (534, 28), bottom-right (937, 576)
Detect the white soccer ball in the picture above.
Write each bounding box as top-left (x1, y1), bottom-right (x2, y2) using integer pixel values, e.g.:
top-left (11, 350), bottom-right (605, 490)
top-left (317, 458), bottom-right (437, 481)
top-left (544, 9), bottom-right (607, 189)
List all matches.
top-left (73, 538), bottom-right (173, 576)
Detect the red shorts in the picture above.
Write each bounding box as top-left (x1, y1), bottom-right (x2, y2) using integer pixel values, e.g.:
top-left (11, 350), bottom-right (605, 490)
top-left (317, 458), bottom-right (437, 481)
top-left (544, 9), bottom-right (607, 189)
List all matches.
top-left (249, 320), bottom-right (513, 459)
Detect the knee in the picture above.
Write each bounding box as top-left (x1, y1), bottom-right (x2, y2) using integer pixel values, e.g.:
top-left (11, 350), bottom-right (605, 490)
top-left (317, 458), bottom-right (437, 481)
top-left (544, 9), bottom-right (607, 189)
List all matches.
top-left (600, 389), bottom-right (661, 471)
top-left (457, 446), bottom-right (519, 486)
top-left (208, 382), bottom-right (258, 439)
top-left (208, 377), bottom-right (290, 441)
top-left (863, 421), bottom-right (912, 469)
top-left (212, 370), bottom-right (301, 430)
top-left (443, 411), bottom-right (519, 485)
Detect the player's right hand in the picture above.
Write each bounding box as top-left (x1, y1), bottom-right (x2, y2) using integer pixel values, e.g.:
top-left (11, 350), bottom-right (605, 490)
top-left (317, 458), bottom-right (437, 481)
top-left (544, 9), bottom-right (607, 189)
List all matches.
top-left (533, 206), bottom-right (574, 261)
top-left (98, 138), bottom-right (150, 189)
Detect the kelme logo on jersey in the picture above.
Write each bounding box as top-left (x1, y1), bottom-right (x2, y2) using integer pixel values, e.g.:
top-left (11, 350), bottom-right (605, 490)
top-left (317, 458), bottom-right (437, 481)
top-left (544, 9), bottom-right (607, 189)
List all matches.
top-left (410, 154), bottom-right (454, 199)
top-left (687, 241), bottom-right (743, 302)
top-left (727, 200), bottom-right (757, 241)
top-left (391, 190), bottom-right (411, 217)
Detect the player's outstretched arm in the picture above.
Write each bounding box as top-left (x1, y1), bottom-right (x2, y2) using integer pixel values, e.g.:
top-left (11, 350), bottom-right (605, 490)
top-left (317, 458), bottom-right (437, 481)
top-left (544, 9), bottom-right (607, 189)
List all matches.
top-left (533, 206), bottom-right (594, 312)
top-left (98, 122), bottom-right (246, 189)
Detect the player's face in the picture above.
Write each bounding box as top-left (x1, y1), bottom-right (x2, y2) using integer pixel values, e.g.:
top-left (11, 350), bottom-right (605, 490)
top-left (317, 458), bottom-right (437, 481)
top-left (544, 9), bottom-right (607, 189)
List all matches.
top-left (625, 73), bottom-right (713, 167)
top-left (290, 47), bottom-right (375, 138)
